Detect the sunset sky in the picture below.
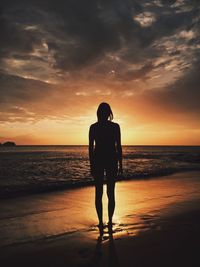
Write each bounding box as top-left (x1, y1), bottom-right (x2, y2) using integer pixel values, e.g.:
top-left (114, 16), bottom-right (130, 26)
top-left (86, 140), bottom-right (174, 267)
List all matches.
top-left (0, 0), bottom-right (200, 145)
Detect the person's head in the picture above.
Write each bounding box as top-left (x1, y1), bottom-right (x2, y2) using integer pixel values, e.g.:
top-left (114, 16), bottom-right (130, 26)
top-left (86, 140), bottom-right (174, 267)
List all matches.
top-left (97, 102), bottom-right (113, 122)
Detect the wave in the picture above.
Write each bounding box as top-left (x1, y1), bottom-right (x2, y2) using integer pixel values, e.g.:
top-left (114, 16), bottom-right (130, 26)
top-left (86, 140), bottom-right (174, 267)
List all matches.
top-left (1, 145), bottom-right (200, 199)
top-left (1, 166), bottom-right (200, 199)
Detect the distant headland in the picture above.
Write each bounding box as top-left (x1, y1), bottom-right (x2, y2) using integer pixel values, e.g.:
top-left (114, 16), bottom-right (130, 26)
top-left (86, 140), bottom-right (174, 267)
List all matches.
top-left (0, 141), bottom-right (16, 147)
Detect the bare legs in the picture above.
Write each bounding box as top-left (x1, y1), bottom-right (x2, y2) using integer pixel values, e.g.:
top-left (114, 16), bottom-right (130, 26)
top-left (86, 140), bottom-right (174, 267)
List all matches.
top-left (95, 177), bottom-right (116, 230)
top-left (107, 180), bottom-right (115, 226)
top-left (95, 180), bottom-right (103, 227)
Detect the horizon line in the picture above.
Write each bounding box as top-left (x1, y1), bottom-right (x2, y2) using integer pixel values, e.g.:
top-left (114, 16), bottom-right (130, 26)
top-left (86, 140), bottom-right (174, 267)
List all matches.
top-left (1, 144), bottom-right (200, 147)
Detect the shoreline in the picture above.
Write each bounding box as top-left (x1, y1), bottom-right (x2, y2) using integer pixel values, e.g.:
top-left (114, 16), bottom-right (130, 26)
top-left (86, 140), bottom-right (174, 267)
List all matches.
top-left (1, 169), bottom-right (200, 200)
top-left (0, 171), bottom-right (200, 266)
top-left (1, 199), bottom-right (200, 267)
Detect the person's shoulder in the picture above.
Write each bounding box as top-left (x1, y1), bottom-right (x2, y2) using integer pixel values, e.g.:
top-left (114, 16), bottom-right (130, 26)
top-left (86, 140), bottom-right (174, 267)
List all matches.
top-left (110, 121), bottom-right (120, 128)
top-left (109, 121), bottom-right (120, 131)
top-left (89, 122), bottom-right (98, 129)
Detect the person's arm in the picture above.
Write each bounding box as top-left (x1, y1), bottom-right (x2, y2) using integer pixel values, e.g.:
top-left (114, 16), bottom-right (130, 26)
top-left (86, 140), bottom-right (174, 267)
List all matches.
top-left (116, 124), bottom-right (123, 175)
top-left (89, 125), bottom-right (95, 175)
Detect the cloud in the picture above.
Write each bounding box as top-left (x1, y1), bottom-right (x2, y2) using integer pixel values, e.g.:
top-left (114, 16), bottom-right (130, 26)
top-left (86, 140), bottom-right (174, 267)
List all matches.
top-left (0, 3), bottom-right (41, 60)
top-left (116, 62), bottom-right (154, 81)
top-left (0, 71), bottom-right (106, 123)
top-left (0, 0), bottom-right (199, 75)
top-left (0, 72), bottom-right (53, 104)
top-left (121, 59), bottom-right (200, 126)
top-left (0, 0), bottom-right (200, 127)
top-left (0, 71), bottom-right (57, 122)
top-left (150, 59), bottom-right (200, 114)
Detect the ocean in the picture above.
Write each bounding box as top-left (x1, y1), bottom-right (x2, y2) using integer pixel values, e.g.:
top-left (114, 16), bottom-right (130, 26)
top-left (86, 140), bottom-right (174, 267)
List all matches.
top-left (0, 145), bottom-right (200, 198)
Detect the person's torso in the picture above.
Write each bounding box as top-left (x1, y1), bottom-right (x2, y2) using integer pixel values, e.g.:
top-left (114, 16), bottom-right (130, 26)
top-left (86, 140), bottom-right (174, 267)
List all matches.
top-left (92, 121), bottom-right (117, 160)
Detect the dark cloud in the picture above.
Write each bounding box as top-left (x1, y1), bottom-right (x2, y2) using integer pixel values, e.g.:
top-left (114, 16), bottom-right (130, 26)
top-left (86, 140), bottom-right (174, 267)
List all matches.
top-left (0, 71), bottom-right (95, 122)
top-left (0, 71), bottom-right (56, 121)
top-left (0, 4), bottom-right (42, 60)
top-left (0, 0), bottom-right (199, 71)
top-left (40, 0), bottom-right (138, 70)
top-left (0, 0), bottom-right (200, 124)
top-left (0, 72), bottom-right (53, 104)
top-left (142, 59), bottom-right (200, 117)
top-left (138, 10), bottom-right (195, 46)
top-left (116, 62), bottom-right (153, 81)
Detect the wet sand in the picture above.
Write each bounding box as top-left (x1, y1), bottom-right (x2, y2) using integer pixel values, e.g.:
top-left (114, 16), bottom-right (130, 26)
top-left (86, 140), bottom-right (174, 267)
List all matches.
top-left (1, 171), bottom-right (200, 267)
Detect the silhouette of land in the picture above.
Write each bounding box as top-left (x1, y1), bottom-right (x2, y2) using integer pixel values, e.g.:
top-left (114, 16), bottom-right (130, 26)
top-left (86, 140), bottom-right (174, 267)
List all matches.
top-left (1, 141), bottom-right (16, 146)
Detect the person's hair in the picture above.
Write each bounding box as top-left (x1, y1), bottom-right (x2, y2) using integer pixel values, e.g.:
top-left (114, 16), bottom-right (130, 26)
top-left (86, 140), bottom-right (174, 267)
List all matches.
top-left (97, 102), bottom-right (113, 121)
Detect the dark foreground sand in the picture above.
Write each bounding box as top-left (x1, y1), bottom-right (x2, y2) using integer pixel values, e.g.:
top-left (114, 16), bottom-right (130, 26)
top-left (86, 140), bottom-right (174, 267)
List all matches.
top-left (1, 207), bottom-right (200, 267)
top-left (1, 172), bottom-right (200, 267)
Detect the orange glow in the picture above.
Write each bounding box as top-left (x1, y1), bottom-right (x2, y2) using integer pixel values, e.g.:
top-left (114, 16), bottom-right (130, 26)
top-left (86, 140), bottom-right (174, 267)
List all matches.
top-left (0, 1), bottom-right (200, 146)
top-left (5, 172), bottom-right (199, 243)
top-left (1, 82), bottom-right (200, 145)
top-left (0, 96), bottom-right (200, 145)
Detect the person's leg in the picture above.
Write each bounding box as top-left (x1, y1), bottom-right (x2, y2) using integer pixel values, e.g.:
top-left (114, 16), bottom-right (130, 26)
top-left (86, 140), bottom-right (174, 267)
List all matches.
top-left (94, 177), bottom-right (104, 226)
top-left (107, 179), bottom-right (116, 226)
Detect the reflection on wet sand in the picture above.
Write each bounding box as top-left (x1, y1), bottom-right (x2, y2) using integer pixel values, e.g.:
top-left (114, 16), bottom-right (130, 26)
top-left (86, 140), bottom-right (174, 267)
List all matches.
top-left (91, 225), bottom-right (120, 267)
top-left (1, 172), bottom-right (200, 248)
top-left (1, 172), bottom-right (200, 267)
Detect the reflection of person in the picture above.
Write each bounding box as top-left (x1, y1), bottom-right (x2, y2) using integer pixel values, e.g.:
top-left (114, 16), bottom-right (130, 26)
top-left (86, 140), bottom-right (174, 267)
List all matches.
top-left (91, 235), bottom-right (120, 267)
top-left (89, 102), bottom-right (123, 233)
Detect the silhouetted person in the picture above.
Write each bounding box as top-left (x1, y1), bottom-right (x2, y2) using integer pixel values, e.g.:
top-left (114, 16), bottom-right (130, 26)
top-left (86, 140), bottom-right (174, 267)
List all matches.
top-left (89, 102), bottom-right (123, 234)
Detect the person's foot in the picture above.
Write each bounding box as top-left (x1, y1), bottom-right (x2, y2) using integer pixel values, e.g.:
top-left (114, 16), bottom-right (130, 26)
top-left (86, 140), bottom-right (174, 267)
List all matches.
top-left (108, 221), bottom-right (114, 234)
top-left (108, 221), bottom-right (112, 227)
top-left (98, 222), bottom-right (104, 236)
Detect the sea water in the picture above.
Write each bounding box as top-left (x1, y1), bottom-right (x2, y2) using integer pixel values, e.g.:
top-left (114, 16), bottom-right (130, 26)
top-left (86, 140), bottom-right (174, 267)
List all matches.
top-left (0, 145), bottom-right (200, 197)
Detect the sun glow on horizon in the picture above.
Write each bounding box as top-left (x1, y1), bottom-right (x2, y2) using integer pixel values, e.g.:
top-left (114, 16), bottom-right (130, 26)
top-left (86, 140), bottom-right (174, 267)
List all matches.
top-left (1, 105), bottom-right (200, 145)
top-left (1, 1), bottom-right (200, 146)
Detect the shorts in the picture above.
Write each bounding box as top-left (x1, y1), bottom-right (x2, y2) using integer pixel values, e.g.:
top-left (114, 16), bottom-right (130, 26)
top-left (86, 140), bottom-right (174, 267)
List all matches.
top-left (92, 157), bottom-right (118, 181)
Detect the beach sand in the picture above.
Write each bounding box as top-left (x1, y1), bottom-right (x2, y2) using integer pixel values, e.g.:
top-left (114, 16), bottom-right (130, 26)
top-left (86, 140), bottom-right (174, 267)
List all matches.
top-left (1, 171), bottom-right (200, 267)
